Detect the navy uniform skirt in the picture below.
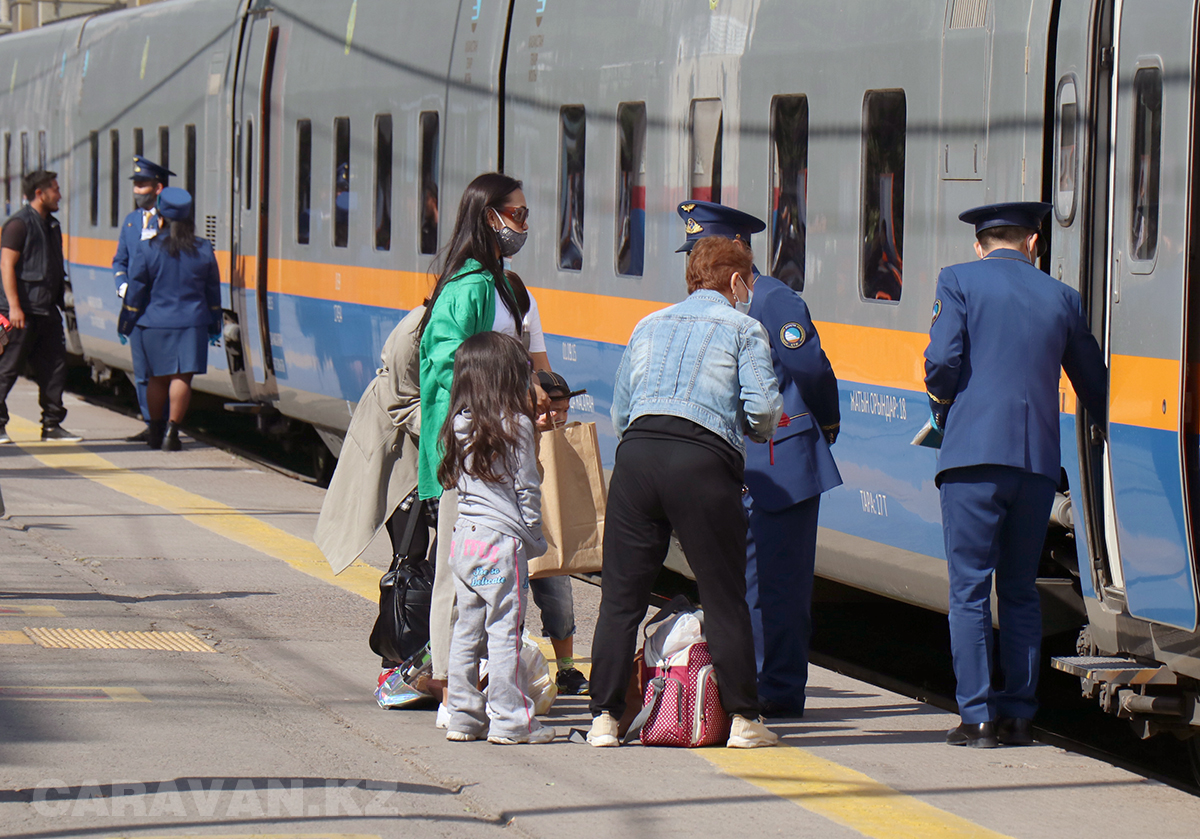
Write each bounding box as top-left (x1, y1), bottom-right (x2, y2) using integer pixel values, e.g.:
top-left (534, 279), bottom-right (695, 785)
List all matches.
top-left (131, 325), bottom-right (209, 377)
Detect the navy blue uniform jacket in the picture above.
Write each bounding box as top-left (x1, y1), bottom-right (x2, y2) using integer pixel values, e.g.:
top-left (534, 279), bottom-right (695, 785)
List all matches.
top-left (120, 237), bottom-right (221, 333)
top-left (744, 275), bottom-right (842, 511)
top-left (924, 249), bottom-right (1107, 485)
top-left (111, 208), bottom-right (159, 290)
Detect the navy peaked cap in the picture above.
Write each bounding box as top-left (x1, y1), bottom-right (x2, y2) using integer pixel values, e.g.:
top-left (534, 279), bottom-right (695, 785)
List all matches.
top-left (676, 200), bottom-right (766, 253)
top-left (156, 187), bottom-right (193, 221)
top-left (130, 155), bottom-right (175, 183)
top-left (959, 201), bottom-right (1052, 234)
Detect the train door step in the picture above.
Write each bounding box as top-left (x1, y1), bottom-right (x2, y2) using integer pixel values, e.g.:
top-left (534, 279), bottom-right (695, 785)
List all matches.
top-left (1051, 655), bottom-right (1177, 685)
top-left (223, 402), bottom-right (265, 414)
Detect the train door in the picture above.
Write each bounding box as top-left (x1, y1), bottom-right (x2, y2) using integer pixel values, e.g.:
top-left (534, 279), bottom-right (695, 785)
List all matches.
top-left (1103, 0), bottom-right (1199, 630)
top-left (231, 9), bottom-right (280, 403)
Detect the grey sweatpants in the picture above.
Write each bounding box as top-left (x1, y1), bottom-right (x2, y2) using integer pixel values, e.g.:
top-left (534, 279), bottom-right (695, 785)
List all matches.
top-left (446, 520), bottom-right (544, 740)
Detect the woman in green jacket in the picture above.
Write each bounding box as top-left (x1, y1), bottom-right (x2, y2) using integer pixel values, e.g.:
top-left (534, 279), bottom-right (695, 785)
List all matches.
top-left (419, 172), bottom-right (532, 703)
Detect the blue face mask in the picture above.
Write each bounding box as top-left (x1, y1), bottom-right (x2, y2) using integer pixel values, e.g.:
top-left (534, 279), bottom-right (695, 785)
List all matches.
top-left (733, 274), bottom-right (753, 315)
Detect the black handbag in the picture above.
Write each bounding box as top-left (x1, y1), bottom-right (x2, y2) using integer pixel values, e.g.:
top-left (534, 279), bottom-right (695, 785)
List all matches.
top-left (369, 496), bottom-right (434, 664)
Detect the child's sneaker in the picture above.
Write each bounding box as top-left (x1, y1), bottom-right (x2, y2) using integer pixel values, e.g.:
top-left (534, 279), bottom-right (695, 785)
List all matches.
top-left (435, 703), bottom-right (451, 729)
top-left (556, 666), bottom-right (589, 695)
top-left (488, 726), bottom-right (556, 745)
top-left (586, 712), bottom-right (619, 747)
top-left (726, 715), bottom-right (779, 748)
top-left (446, 730), bottom-right (482, 742)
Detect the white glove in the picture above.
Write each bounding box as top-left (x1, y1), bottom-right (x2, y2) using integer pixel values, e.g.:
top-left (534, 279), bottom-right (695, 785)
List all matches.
top-left (117, 282), bottom-right (128, 299)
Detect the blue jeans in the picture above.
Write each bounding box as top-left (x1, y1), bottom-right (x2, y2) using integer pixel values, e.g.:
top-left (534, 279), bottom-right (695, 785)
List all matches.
top-left (528, 575), bottom-right (575, 641)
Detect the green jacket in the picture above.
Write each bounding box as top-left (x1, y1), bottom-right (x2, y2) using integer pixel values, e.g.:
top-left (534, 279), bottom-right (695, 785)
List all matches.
top-left (417, 259), bottom-right (498, 499)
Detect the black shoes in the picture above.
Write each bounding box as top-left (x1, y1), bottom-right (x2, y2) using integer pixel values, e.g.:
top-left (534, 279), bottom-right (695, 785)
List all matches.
top-left (555, 667), bottom-right (589, 696)
top-left (41, 426), bottom-right (81, 442)
top-left (761, 699), bottom-right (806, 719)
top-left (946, 721), bottom-right (999, 748)
top-left (147, 420), bottom-right (166, 450)
top-left (997, 717), bottom-right (1035, 746)
top-left (126, 427), bottom-right (151, 443)
top-left (161, 421), bottom-right (182, 452)
top-left (0, 426), bottom-right (10, 444)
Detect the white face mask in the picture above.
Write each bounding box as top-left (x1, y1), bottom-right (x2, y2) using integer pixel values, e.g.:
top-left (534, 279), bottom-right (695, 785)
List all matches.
top-left (733, 274), bottom-right (753, 314)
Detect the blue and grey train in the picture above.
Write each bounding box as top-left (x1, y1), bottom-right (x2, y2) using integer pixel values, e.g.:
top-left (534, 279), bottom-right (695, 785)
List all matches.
top-left (3, 0), bottom-right (1200, 763)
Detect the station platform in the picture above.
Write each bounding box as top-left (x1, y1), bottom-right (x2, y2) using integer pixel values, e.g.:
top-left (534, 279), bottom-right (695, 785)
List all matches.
top-left (1, 379), bottom-right (1198, 838)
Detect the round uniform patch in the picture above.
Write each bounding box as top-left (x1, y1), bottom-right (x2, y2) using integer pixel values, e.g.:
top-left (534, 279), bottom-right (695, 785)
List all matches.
top-left (931, 298), bottom-right (942, 325)
top-left (780, 322), bottom-right (805, 349)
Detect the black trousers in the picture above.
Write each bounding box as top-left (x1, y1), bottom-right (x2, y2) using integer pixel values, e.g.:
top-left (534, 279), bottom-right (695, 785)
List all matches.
top-left (0, 312), bottom-right (68, 429)
top-left (589, 436), bottom-right (760, 719)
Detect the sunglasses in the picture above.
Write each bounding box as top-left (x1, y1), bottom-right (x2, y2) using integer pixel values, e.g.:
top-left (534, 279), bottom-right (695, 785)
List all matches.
top-left (493, 205), bottom-right (530, 226)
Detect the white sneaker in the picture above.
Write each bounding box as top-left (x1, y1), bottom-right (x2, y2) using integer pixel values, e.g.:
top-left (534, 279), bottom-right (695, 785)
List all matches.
top-left (488, 725), bottom-right (556, 745)
top-left (445, 730), bottom-right (481, 742)
top-left (727, 715), bottom-right (779, 748)
top-left (587, 712), bottom-right (619, 747)
top-left (435, 703), bottom-right (451, 729)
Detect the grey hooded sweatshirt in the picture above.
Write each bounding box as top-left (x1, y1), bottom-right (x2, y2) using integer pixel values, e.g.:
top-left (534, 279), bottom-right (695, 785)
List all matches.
top-left (452, 409), bottom-right (547, 558)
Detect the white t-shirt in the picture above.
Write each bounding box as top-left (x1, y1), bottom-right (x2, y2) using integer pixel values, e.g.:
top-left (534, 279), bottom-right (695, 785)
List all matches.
top-left (493, 287), bottom-right (547, 354)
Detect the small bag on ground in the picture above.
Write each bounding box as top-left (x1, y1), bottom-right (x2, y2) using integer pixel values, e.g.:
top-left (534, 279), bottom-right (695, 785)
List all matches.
top-left (529, 421), bottom-right (606, 579)
top-left (376, 644), bottom-right (435, 709)
top-left (623, 595), bottom-right (731, 748)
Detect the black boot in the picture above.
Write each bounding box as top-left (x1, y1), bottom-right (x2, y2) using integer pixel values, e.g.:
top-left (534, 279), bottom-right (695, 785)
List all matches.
top-left (147, 420), bottom-right (166, 450)
top-left (161, 421), bottom-right (182, 452)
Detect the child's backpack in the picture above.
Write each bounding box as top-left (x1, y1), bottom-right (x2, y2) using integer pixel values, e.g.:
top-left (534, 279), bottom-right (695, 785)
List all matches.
top-left (623, 596), bottom-right (731, 748)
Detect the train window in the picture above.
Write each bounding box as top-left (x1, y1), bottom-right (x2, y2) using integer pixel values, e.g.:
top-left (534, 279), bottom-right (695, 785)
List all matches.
top-left (558, 104), bottom-right (586, 271)
top-left (158, 126), bottom-right (169, 176)
top-left (1054, 78), bottom-right (1079, 225)
top-left (109, 130), bottom-right (120, 226)
top-left (133, 127), bottom-right (143, 158)
top-left (1131, 67), bottom-right (1162, 262)
top-left (296, 119), bottom-right (312, 245)
top-left (770, 95), bottom-right (809, 291)
top-left (615, 102), bottom-right (646, 277)
top-left (689, 99), bottom-right (723, 203)
top-left (88, 131), bottom-right (99, 227)
top-left (37, 130), bottom-right (46, 170)
top-left (244, 121), bottom-right (253, 212)
top-left (20, 132), bottom-right (28, 178)
top-left (374, 114), bottom-right (392, 251)
top-left (334, 117), bottom-right (350, 248)
top-left (3, 132), bottom-right (10, 216)
top-left (419, 111), bottom-right (439, 255)
top-left (860, 90), bottom-right (906, 302)
top-left (185, 124), bottom-right (197, 198)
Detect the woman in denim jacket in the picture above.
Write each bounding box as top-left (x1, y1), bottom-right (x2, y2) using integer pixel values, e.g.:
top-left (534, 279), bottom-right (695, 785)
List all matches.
top-left (587, 236), bottom-right (784, 749)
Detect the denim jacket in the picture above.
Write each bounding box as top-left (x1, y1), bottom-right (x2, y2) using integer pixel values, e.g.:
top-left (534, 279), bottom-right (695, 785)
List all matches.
top-left (612, 289), bottom-right (783, 457)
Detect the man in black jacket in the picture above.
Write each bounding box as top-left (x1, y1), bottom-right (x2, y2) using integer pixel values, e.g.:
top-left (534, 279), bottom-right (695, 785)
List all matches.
top-left (0, 170), bottom-right (80, 443)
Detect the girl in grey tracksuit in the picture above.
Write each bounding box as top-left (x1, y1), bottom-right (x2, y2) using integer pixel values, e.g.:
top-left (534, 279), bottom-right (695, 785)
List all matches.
top-left (436, 332), bottom-right (553, 744)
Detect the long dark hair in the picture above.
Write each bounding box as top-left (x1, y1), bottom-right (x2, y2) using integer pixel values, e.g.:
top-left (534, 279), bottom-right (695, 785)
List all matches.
top-left (157, 218), bottom-right (199, 259)
top-left (437, 332), bottom-right (536, 488)
top-left (419, 172), bottom-right (523, 337)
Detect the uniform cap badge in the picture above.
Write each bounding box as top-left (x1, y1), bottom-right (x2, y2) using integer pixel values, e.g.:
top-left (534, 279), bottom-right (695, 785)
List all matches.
top-left (780, 322), bottom-right (805, 349)
top-left (681, 203), bottom-right (696, 213)
top-left (685, 218), bottom-right (703, 234)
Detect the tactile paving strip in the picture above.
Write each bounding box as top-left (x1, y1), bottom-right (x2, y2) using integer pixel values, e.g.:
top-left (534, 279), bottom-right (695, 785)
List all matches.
top-left (22, 627), bottom-right (216, 653)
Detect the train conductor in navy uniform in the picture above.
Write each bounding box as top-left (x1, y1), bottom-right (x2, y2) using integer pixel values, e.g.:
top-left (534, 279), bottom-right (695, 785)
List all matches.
top-left (925, 201), bottom-right (1107, 748)
top-left (677, 201), bottom-right (842, 718)
top-left (112, 155), bottom-right (174, 443)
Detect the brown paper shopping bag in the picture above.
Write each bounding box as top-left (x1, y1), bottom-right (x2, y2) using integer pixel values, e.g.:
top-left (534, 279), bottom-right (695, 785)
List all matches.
top-left (529, 421), bottom-right (607, 579)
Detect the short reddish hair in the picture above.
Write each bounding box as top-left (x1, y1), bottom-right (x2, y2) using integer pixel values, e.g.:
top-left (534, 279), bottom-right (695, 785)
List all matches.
top-left (686, 236), bottom-right (753, 294)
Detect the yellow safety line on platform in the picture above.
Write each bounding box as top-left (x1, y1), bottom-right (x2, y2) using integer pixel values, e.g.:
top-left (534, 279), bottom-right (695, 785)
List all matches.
top-left (23, 626), bottom-right (216, 652)
top-left (112, 834), bottom-right (382, 838)
top-left (703, 746), bottom-right (1011, 839)
top-left (0, 604), bottom-right (64, 616)
top-left (9, 417), bottom-right (1007, 838)
top-left (8, 416), bottom-right (381, 603)
top-left (0, 686), bottom-right (149, 702)
top-left (0, 630), bottom-right (34, 644)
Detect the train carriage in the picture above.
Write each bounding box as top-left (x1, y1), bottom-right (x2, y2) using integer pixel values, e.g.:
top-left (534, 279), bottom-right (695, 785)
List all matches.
top-left (3, 0), bottom-right (1200, 770)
